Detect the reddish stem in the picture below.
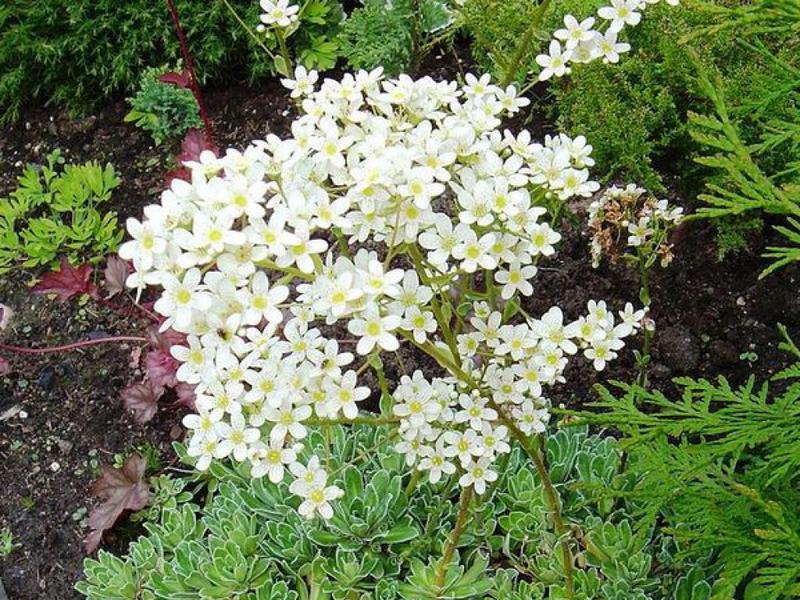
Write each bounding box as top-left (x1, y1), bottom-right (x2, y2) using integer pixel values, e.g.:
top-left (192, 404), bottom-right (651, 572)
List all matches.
top-left (0, 336), bottom-right (148, 356)
top-left (166, 0), bottom-right (215, 144)
top-left (95, 296), bottom-right (158, 323)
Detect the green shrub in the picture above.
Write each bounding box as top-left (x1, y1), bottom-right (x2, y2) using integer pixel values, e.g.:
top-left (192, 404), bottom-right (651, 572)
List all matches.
top-left (0, 150), bottom-right (122, 273)
top-left (585, 329), bottom-right (800, 599)
top-left (460, 0), bottom-right (543, 83)
top-left (125, 66), bottom-right (202, 146)
top-left (0, 0), bottom-right (342, 122)
top-left (77, 425), bottom-right (706, 599)
top-left (338, 0), bottom-right (451, 75)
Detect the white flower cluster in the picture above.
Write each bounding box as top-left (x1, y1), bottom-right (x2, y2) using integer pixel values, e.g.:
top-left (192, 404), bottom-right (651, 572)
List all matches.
top-left (119, 68), bottom-right (641, 517)
top-left (588, 183), bottom-right (683, 268)
top-left (393, 299), bottom-right (645, 492)
top-left (258, 0), bottom-right (299, 30)
top-left (536, 0), bottom-right (680, 81)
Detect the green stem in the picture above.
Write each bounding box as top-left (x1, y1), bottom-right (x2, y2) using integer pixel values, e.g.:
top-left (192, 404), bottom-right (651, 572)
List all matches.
top-left (434, 484), bottom-right (474, 590)
top-left (405, 468), bottom-right (423, 496)
top-left (276, 30), bottom-right (294, 74)
top-left (488, 400), bottom-right (575, 598)
top-left (409, 0), bottom-right (423, 70)
top-left (306, 415), bottom-right (400, 426)
top-left (636, 254), bottom-right (653, 388)
top-left (500, 0), bottom-right (555, 87)
top-left (218, 0), bottom-right (277, 59)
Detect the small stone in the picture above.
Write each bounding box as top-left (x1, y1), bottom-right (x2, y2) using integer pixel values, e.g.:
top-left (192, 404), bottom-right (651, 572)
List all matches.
top-left (649, 362), bottom-right (672, 380)
top-left (656, 325), bottom-right (701, 372)
top-left (49, 461), bottom-right (61, 472)
top-left (736, 296), bottom-right (746, 306)
top-left (709, 340), bottom-right (739, 368)
top-left (56, 438), bottom-right (74, 455)
top-left (18, 410), bottom-right (28, 419)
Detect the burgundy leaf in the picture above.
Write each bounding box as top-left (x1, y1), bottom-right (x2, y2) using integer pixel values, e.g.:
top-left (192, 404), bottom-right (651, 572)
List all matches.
top-left (158, 69), bottom-right (192, 89)
top-left (144, 348), bottom-right (178, 388)
top-left (145, 325), bottom-right (186, 351)
top-left (122, 381), bottom-right (165, 424)
top-left (0, 357), bottom-right (10, 376)
top-left (33, 258), bottom-right (99, 302)
top-left (84, 454), bottom-right (149, 553)
top-left (103, 256), bottom-right (130, 299)
top-left (177, 128), bottom-right (219, 163)
top-left (174, 382), bottom-right (197, 411)
top-left (166, 128), bottom-right (219, 184)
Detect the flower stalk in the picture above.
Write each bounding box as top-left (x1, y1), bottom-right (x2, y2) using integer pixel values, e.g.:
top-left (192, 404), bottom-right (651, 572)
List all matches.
top-left (434, 484), bottom-right (474, 589)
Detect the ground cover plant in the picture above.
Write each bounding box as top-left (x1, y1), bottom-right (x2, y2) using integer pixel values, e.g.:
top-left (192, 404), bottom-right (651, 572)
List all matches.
top-left (0, 150), bottom-right (122, 273)
top-left (1, 0), bottom-right (799, 598)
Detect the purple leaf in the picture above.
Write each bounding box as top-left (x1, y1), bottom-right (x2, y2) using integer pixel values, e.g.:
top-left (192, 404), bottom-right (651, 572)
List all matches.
top-left (103, 256), bottom-right (130, 299)
top-left (84, 454), bottom-right (149, 553)
top-left (158, 69), bottom-right (192, 89)
top-left (121, 381), bottom-right (165, 424)
top-left (32, 259), bottom-right (99, 302)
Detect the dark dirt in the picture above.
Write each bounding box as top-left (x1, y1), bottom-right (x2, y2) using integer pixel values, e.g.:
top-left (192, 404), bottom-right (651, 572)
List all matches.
top-left (1, 49), bottom-right (797, 599)
top-left (0, 78), bottom-right (296, 600)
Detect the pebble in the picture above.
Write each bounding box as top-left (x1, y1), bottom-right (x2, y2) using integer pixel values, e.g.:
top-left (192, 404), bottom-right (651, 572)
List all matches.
top-left (736, 296), bottom-right (746, 306)
top-left (657, 325), bottom-right (701, 372)
top-left (50, 462), bottom-right (61, 472)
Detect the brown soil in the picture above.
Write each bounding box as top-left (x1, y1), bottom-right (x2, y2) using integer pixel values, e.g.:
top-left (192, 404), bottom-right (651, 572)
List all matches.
top-left (0, 52), bottom-right (797, 599)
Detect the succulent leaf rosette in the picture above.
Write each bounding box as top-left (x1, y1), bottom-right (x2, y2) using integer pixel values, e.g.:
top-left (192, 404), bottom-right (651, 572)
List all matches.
top-left (119, 68), bottom-right (646, 519)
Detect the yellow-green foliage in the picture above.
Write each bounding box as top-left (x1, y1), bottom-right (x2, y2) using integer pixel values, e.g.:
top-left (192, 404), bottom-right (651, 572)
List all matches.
top-left (0, 150), bottom-right (122, 273)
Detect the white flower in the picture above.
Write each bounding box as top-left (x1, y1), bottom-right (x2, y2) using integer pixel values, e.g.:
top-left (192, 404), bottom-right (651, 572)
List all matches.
top-left (277, 226), bottom-right (328, 273)
top-left (527, 223), bottom-right (561, 256)
top-left (598, 0), bottom-right (642, 32)
top-left (250, 440), bottom-right (297, 482)
top-left (260, 0), bottom-right (299, 28)
top-left (554, 15), bottom-right (596, 49)
top-left (265, 399), bottom-right (312, 443)
top-left (418, 440), bottom-right (456, 484)
top-left (453, 229), bottom-right (497, 273)
top-left (347, 307), bottom-right (402, 355)
top-left (459, 457), bottom-right (498, 494)
top-left (404, 306), bottom-right (437, 343)
top-left (537, 40), bottom-right (572, 81)
top-left (289, 456), bottom-right (327, 496)
top-left (298, 484), bottom-right (344, 519)
top-left (495, 261), bottom-right (537, 300)
top-left (281, 66), bottom-right (318, 98)
top-left (454, 394), bottom-right (498, 431)
top-left (153, 268), bottom-right (211, 331)
top-left (324, 370), bottom-right (369, 419)
top-left (245, 271), bottom-right (289, 324)
top-left (443, 429), bottom-right (484, 465)
top-left (215, 413), bottom-right (260, 462)
top-left (597, 30), bottom-right (631, 63)
top-left (119, 217), bottom-right (165, 271)
top-left (513, 400), bottom-right (550, 434)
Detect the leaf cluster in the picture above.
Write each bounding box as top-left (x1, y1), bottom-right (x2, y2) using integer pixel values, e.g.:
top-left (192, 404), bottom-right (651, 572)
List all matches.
top-left (125, 66), bottom-right (202, 147)
top-left (0, 0), bottom-right (343, 122)
top-left (77, 425), bottom-right (703, 599)
top-left (337, 0), bottom-right (451, 75)
top-left (0, 150), bottom-right (122, 273)
top-left (583, 333), bottom-right (800, 599)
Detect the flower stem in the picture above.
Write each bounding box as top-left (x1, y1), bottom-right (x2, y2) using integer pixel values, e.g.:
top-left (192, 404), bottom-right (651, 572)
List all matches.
top-left (0, 336), bottom-right (148, 356)
top-left (434, 484), bottom-right (474, 590)
top-left (305, 415), bottom-right (400, 427)
top-left (166, 0), bottom-right (215, 143)
top-left (501, 0), bottom-right (555, 87)
top-left (218, 0), bottom-right (277, 59)
top-left (488, 399), bottom-right (575, 598)
top-left (636, 253), bottom-right (653, 388)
